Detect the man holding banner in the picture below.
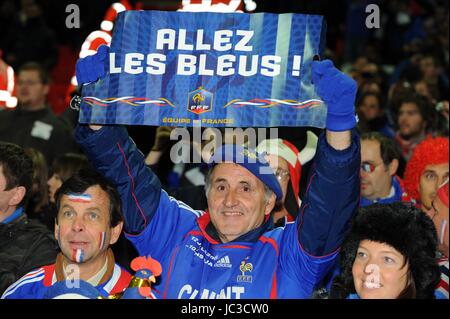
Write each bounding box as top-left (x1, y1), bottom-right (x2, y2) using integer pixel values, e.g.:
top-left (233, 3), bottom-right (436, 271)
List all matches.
top-left (74, 10), bottom-right (360, 299)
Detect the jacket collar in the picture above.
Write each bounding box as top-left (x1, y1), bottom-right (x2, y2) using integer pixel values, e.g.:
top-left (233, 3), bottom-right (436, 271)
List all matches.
top-left (197, 211), bottom-right (274, 244)
top-left (53, 248), bottom-right (116, 286)
top-left (1, 207), bottom-right (24, 224)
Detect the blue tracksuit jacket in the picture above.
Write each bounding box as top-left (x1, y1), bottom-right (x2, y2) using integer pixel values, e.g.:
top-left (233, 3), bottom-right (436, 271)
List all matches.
top-left (76, 126), bottom-right (360, 299)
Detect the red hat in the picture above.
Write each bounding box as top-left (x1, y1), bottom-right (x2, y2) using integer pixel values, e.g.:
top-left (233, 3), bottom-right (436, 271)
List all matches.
top-left (256, 131), bottom-right (318, 208)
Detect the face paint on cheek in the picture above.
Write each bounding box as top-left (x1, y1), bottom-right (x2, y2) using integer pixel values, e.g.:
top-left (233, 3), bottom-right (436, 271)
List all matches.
top-left (99, 231), bottom-right (106, 250)
top-left (440, 219), bottom-right (448, 245)
top-left (56, 228), bottom-right (61, 245)
top-left (71, 249), bottom-right (85, 263)
top-left (67, 193), bottom-right (92, 203)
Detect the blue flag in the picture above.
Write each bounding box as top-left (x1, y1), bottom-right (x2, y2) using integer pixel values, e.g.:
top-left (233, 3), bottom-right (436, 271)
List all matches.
top-left (79, 10), bottom-right (327, 128)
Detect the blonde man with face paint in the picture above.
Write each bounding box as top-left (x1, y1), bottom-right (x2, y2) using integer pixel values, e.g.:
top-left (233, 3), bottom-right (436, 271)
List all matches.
top-left (1, 169), bottom-right (132, 299)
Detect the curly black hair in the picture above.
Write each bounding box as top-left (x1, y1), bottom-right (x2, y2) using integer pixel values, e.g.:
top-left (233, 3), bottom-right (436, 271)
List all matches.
top-left (330, 202), bottom-right (440, 299)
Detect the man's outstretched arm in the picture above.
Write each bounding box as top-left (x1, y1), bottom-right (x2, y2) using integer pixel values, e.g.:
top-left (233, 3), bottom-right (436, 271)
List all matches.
top-left (298, 59), bottom-right (360, 256)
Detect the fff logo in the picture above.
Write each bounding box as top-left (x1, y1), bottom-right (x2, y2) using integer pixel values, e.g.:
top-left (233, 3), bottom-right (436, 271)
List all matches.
top-left (188, 87), bottom-right (213, 115)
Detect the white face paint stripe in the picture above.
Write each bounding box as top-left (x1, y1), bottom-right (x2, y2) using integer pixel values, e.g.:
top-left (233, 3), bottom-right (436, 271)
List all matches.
top-left (68, 193), bottom-right (92, 203)
top-left (99, 231), bottom-right (106, 250)
top-left (440, 219), bottom-right (447, 245)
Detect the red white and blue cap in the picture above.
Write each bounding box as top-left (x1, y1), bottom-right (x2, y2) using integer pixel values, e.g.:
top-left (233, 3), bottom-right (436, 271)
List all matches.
top-left (208, 144), bottom-right (283, 202)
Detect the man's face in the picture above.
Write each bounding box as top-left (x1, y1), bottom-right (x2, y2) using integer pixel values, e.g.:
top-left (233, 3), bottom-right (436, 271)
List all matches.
top-left (360, 140), bottom-right (396, 200)
top-left (419, 163), bottom-right (449, 210)
top-left (55, 185), bottom-right (122, 264)
top-left (420, 56), bottom-right (437, 79)
top-left (398, 102), bottom-right (426, 139)
top-left (207, 163), bottom-right (275, 243)
top-left (359, 95), bottom-right (382, 121)
top-left (266, 154), bottom-right (290, 204)
top-left (16, 70), bottom-right (48, 110)
top-left (47, 173), bottom-right (63, 204)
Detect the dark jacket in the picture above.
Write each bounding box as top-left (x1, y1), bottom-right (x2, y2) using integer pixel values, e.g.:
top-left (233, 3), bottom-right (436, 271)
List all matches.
top-left (0, 214), bottom-right (59, 295)
top-left (0, 106), bottom-right (77, 165)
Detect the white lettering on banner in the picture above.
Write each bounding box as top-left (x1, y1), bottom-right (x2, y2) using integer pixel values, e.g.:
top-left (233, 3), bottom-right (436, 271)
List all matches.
top-left (108, 28), bottom-right (301, 77)
top-left (235, 30), bottom-right (253, 51)
top-left (110, 53), bottom-right (166, 75)
top-left (124, 53), bottom-right (144, 74)
top-left (156, 29), bottom-right (254, 52)
top-left (111, 52), bottom-right (282, 77)
top-left (178, 284), bottom-right (245, 299)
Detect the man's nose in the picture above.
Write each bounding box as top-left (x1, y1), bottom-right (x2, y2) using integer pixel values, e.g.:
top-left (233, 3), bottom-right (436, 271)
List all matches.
top-left (71, 216), bottom-right (85, 232)
top-left (224, 189), bottom-right (239, 207)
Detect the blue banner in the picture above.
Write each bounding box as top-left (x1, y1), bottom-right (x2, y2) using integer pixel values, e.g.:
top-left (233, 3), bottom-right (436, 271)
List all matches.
top-left (79, 10), bottom-right (327, 128)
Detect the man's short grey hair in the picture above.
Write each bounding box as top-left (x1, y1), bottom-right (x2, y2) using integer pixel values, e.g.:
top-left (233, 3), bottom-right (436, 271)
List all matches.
top-left (204, 167), bottom-right (274, 203)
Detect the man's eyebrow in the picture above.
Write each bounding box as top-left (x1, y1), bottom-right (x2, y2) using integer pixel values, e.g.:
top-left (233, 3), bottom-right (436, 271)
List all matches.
top-left (61, 204), bottom-right (74, 210)
top-left (213, 178), bottom-right (228, 183)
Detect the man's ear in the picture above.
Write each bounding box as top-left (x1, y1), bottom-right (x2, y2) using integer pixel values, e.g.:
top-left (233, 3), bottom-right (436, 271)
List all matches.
top-left (109, 221), bottom-right (123, 245)
top-left (8, 186), bottom-right (26, 207)
top-left (388, 158), bottom-right (399, 176)
top-left (264, 193), bottom-right (276, 216)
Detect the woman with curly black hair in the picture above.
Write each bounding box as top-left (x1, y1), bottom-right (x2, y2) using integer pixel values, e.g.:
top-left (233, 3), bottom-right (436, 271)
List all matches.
top-left (329, 202), bottom-right (441, 299)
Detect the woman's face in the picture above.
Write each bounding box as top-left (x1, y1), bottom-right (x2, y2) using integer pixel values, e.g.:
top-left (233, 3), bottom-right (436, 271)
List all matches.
top-left (47, 173), bottom-right (63, 203)
top-left (352, 240), bottom-right (410, 299)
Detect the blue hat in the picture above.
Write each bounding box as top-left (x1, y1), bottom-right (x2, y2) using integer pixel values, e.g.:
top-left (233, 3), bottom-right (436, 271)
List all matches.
top-left (208, 144), bottom-right (283, 201)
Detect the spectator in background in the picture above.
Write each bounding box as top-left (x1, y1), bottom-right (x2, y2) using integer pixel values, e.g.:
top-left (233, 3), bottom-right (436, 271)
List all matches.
top-left (1, 0), bottom-right (57, 70)
top-left (256, 132), bottom-right (317, 226)
top-left (23, 148), bottom-right (51, 229)
top-left (395, 93), bottom-right (436, 161)
top-left (356, 92), bottom-right (395, 138)
top-left (404, 136), bottom-right (449, 211)
top-left (0, 142), bottom-right (59, 295)
top-left (0, 62), bottom-right (77, 166)
top-left (425, 181), bottom-right (449, 299)
top-left (419, 54), bottom-right (449, 101)
top-left (47, 153), bottom-right (90, 204)
top-left (360, 132), bottom-right (406, 207)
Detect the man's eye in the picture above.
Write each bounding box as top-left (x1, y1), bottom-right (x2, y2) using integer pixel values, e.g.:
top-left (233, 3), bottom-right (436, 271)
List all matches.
top-left (217, 185), bottom-right (225, 191)
top-left (63, 211), bottom-right (74, 218)
top-left (88, 213), bottom-right (99, 221)
top-left (426, 173), bottom-right (437, 180)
